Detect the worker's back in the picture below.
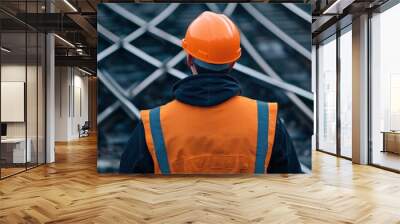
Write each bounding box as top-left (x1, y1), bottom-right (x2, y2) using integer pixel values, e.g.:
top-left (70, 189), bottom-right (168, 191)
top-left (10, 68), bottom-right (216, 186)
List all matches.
top-left (119, 11), bottom-right (302, 174)
top-left (141, 95), bottom-right (278, 174)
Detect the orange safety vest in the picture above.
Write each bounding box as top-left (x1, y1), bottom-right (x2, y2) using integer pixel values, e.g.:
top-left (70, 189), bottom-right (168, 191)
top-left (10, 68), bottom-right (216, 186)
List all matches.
top-left (140, 96), bottom-right (278, 174)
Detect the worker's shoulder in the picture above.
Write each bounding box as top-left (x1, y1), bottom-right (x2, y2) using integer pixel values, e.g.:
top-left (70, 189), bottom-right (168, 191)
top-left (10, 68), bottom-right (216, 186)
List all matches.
top-left (139, 99), bottom-right (179, 114)
top-left (236, 96), bottom-right (278, 106)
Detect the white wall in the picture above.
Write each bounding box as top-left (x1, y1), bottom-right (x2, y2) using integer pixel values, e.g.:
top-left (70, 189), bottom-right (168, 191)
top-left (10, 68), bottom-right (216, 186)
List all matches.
top-left (1, 64), bottom-right (37, 138)
top-left (55, 66), bottom-right (69, 141)
top-left (55, 67), bottom-right (89, 141)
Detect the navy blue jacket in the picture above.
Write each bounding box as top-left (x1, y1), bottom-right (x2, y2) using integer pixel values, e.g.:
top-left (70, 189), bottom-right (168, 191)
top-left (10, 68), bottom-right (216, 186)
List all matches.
top-left (120, 74), bottom-right (302, 173)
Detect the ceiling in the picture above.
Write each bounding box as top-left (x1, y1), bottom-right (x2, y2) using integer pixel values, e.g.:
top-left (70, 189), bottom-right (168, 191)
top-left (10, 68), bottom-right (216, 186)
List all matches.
top-left (0, 0), bottom-right (393, 73)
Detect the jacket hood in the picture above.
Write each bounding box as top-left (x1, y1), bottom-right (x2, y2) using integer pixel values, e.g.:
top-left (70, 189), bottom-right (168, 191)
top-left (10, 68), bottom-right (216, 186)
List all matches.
top-left (173, 74), bottom-right (242, 107)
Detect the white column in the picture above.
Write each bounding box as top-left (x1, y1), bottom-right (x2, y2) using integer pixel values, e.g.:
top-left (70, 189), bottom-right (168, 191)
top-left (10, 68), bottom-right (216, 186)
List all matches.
top-left (352, 14), bottom-right (369, 164)
top-left (312, 45), bottom-right (317, 151)
top-left (46, 32), bottom-right (55, 163)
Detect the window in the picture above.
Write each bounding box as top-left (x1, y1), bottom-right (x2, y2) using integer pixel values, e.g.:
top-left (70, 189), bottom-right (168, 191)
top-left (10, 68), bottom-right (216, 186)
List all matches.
top-left (317, 36), bottom-right (337, 154)
top-left (370, 3), bottom-right (400, 171)
top-left (339, 28), bottom-right (352, 158)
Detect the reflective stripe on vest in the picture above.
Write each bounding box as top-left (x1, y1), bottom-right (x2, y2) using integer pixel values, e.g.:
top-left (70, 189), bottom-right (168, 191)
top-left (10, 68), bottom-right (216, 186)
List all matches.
top-left (141, 96), bottom-right (278, 174)
top-left (254, 101), bottom-right (269, 174)
top-left (149, 107), bottom-right (171, 174)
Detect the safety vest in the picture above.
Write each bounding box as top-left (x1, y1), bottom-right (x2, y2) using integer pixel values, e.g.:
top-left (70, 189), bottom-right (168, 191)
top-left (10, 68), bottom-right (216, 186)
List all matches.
top-left (140, 96), bottom-right (278, 174)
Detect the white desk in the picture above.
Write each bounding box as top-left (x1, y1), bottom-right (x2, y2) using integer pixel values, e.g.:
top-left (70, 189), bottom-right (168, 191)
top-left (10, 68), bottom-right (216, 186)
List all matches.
top-left (1, 138), bottom-right (31, 163)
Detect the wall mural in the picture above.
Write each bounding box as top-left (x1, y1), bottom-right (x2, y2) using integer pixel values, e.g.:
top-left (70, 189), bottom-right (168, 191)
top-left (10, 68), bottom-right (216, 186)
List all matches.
top-left (97, 3), bottom-right (312, 174)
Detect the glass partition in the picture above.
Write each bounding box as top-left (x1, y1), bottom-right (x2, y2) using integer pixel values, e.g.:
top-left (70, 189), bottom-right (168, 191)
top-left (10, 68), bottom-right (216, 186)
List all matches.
top-left (27, 30), bottom-right (38, 169)
top-left (27, 0), bottom-right (46, 168)
top-left (1, 30), bottom-right (28, 177)
top-left (0, 1), bottom-right (46, 179)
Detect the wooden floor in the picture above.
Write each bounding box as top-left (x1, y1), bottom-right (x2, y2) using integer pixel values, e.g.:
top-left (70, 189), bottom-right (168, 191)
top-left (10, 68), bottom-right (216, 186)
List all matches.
top-left (1, 136), bottom-right (400, 224)
top-left (372, 150), bottom-right (400, 171)
top-left (1, 167), bottom-right (26, 178)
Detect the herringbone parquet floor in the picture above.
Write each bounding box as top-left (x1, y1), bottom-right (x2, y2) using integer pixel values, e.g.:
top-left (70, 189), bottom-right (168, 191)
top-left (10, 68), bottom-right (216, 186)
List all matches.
top-left (1, 135), bottom-right (400, 224)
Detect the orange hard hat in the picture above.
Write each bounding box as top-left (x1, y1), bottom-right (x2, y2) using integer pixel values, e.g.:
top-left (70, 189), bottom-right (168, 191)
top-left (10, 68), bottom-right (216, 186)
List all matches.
top-left (182, 11), bottom-right (241, 64)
